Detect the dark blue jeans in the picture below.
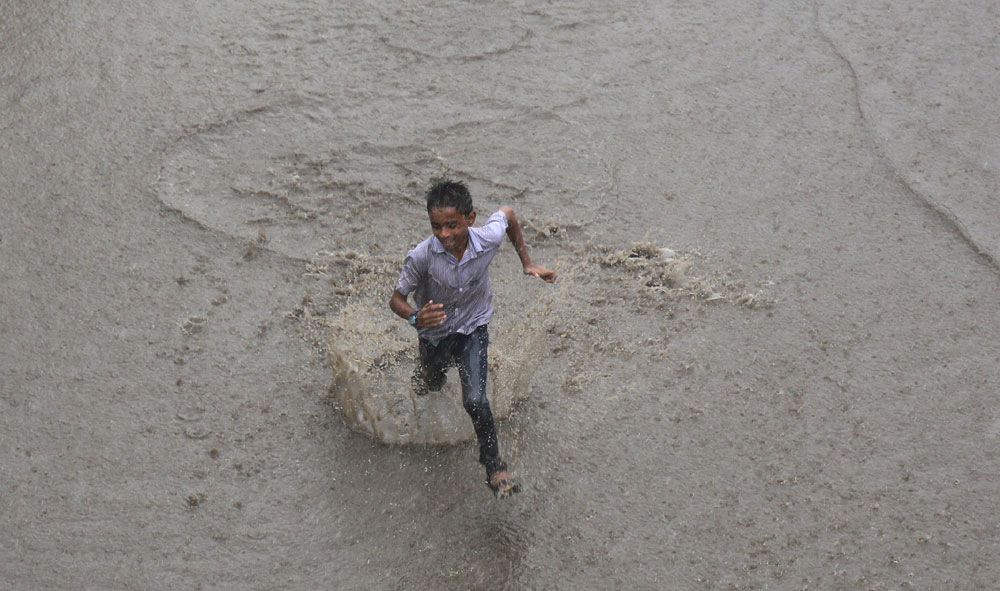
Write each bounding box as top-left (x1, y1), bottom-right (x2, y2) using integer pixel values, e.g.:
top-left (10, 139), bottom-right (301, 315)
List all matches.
top-left (417, 324), bottom-right (504, 474)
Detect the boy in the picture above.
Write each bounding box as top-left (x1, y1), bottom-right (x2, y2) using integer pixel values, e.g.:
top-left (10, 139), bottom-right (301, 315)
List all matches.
top-left (389, 179), bottom-right (556, 499)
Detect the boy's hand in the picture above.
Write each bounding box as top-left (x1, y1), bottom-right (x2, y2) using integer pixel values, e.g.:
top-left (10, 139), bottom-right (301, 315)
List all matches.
top-left (417, 300), bottom-right (447, 328)
top-left (523, 263), bottom-right (557, 283)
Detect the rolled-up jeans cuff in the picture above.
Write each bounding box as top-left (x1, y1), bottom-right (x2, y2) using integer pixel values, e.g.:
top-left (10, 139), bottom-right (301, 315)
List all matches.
top-left (484, 459), bottom-right (507, 476)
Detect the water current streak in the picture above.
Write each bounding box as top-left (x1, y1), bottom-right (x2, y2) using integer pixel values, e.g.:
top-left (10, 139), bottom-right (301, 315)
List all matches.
top-left (813, 1), bottom-right (1000, 274)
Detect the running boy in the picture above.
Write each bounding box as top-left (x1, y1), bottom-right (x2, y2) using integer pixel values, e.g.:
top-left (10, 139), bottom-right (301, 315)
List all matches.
top-left (389, 179), bottom-right (556, 499)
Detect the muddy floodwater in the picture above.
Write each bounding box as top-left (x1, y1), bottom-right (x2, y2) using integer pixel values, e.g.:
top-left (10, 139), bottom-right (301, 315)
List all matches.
top-left (3, 1), bottom-right (999, 589)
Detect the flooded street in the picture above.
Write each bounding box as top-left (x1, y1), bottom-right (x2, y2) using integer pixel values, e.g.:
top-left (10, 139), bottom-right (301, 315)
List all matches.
top-left (3, 1), bottom-right (999, 589)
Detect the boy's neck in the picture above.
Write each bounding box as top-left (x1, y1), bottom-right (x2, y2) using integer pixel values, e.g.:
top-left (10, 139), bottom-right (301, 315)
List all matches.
top-left (446, 236), bottom-right (468, 260)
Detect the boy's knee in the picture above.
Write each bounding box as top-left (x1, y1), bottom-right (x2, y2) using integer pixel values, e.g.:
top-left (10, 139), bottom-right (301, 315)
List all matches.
top-left (463, 392), bottom-right (489, 414)
top-left (418, 364), bottom-right (446, 386)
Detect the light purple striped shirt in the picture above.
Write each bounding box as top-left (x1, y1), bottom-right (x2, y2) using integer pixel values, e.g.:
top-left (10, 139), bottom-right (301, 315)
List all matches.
top-left (395, 210), bottom-right (508, 345)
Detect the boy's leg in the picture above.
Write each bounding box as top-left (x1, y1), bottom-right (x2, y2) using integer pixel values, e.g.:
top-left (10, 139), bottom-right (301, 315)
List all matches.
top-left (455, 325), bottom-right (504, 474)
top-left (413, 336), bottom-right (449, 395)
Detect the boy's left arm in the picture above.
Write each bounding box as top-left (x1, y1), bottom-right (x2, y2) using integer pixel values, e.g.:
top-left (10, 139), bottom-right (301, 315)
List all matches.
top-left (498, 206), bottom-right (557, 283)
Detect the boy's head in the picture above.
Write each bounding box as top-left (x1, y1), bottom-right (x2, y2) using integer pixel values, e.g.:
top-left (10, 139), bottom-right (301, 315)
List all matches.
top-left (425, 179), bottom-right (476, 254)
top-left (426, 179), bottom-right (473, 215)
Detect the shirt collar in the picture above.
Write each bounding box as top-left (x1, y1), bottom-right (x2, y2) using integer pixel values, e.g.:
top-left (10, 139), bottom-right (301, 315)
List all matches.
top-left (430, 228), bottom-right (483, 260)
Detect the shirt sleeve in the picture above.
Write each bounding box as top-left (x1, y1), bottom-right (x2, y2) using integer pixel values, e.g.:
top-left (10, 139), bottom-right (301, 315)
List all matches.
top-left (477, 210), bottom-right (508, 249)
top-left (395, 246), bottom-right (426, 296)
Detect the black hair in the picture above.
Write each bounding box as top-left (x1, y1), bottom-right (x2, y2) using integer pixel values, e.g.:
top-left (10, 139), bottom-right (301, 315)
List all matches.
top-left (426, 179), bottom-right (473, 215)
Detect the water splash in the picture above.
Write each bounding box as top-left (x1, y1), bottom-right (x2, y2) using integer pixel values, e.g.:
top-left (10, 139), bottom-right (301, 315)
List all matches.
top-left (325, 294), bottom-right (553, 445)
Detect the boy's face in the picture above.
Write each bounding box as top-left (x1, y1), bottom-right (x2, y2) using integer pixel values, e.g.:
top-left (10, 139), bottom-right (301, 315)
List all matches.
top-left (429, 206), bottom-right (476, 254)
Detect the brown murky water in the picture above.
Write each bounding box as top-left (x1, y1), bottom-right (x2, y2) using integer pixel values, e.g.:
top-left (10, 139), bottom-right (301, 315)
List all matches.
top-left (3, 1), bottom-right (999, 589)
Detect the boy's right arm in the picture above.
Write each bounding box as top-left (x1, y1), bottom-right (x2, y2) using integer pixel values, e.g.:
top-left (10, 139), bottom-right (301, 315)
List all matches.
top-left (390, 250), bottom-right (422, 323)
top-left (388, 290), bottom-right (447, 328)
top-left (390, 247), bottom-right (447, 328)
top-left (389, 289), bottom-right (416, 320)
